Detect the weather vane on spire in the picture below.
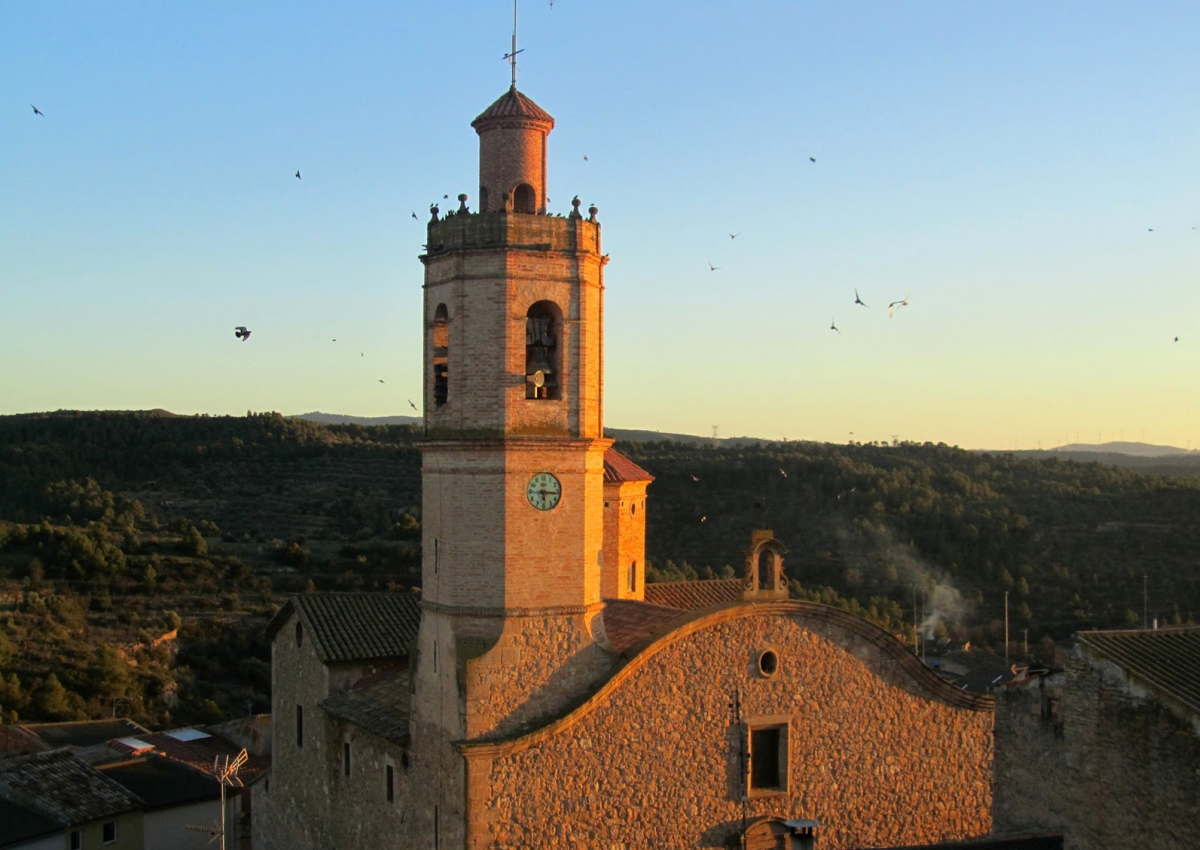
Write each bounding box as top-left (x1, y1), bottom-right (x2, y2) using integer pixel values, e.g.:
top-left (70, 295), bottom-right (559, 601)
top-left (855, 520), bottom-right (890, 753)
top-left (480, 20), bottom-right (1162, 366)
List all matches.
top-left (503, 0), bottom-right (523, 87)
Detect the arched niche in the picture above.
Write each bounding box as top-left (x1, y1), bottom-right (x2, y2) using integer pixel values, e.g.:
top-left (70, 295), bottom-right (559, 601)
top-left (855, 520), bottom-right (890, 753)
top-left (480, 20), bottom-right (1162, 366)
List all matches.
top-left (432, 303), bottom-right (449, 407)
top-left (524, 300), bottom-right (561, 400)
top-left (742, 531), bottom-right (788, 601)
top-left (512, 182), bottom-right (536, 214)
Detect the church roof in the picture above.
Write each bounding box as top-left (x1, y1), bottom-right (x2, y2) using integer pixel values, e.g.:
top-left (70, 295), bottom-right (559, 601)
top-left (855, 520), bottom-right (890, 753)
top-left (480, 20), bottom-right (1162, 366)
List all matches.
top-left (320, 665), bottom-right (412, 745)
top-left (601, 599), bottom-right (687, 654)
top-left (471, 86), bottom-right (554, 129)
top-left (1077, 625), bottom-right (1200, 717)
top-left (603, 448), bottom-right (655, 484)
top-left (266, 592), bottom-right (421, 664)
top-left (644, 578), bottom-right (741, 610)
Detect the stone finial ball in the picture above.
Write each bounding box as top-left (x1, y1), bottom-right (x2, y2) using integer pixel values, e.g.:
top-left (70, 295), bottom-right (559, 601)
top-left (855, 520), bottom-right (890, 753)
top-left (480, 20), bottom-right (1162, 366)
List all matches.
top-left (458, 194), bottom-right (468, 202)
top-left (572, 196), bottom-right (581, 208)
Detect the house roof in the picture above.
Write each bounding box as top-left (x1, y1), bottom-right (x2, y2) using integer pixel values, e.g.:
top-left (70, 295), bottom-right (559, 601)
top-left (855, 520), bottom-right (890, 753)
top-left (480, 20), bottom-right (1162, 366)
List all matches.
top-left (471, 86), bottom-right (554, 129)
top-left (1077, 625), bottom-right (1200, 717)
top-left (21, 719), bottom-right (150, 751)
top-left (0, 796), bottom-right (63, 847)
top-left (265, 592), bottom-right (422, 664)
top-left (644, 578), bottom-right (742, 610)
top-left (603, 448), bottom-right (655, 484)
top-left (600, 599), bottom-right (688, 654)
top-left (320, 665), bottom-right (412, 745)
top-left (99, 757), bottom-right (220, 810)
top-left (0, 749), bottom-right (142, 825)
top-left (106, 728), bottom-right (270, 784)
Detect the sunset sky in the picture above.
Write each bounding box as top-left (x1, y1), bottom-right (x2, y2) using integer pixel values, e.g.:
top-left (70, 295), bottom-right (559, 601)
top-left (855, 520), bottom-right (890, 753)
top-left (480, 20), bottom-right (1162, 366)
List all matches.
top-left (3, 1), bottom-right (1198, 449)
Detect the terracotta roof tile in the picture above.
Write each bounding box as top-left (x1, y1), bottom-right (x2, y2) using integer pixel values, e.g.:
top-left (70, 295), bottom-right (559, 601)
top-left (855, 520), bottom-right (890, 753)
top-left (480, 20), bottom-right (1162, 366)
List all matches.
top-left (471, 86), bottom-right (554, 129)
top-left (0, 749), bottom-right (142, 825)
top-left (266, 592), bottom-right (421, 664)
top-left (600, 599), bottom-right (688, 654)
top-left (320, 666), bottom-right (411, 745)
top-left (603, 448), bottom-right (655, 484)
top-left (1078, 625), bottom-right (1200, 716)
top-left (644, 578), bottom-right (741, 610)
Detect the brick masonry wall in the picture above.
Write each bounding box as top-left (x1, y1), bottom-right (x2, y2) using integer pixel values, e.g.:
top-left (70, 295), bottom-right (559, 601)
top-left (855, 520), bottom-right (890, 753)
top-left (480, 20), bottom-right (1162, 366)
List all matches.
top-left (602, 480), bottom-right (648, 600)
top-left (462, 605), bottom-right (994, 850)
top-left (994, 651), bottom-right (1200, 850)
top-left (478, 124), bottom-right (548, 213)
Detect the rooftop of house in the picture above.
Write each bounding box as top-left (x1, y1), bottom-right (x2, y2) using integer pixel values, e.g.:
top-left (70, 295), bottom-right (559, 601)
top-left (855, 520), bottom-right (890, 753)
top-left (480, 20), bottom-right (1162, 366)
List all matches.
top-left (1077, 625), bottom-right (1200, 718)
top-left (107, 727), bottom-right (270, 783)
top-left (0, 749), bottom-right (142, 826)
top-left (602, 578), bottom-right (743, 654)
top-left (19, 718), bottom-right (150, 752)
top-left (266, 591), bottom-right (422, 664)
top-left (99, 756), bottom-right (221, 810)
top-left (644, 577), bottom-right (741, 609)
top-left (0, 795), bottom-right (63, 848)
top-left (603, 448), bottom-right (655, 484)
top-left (320, 664), bottom-right (411, 745)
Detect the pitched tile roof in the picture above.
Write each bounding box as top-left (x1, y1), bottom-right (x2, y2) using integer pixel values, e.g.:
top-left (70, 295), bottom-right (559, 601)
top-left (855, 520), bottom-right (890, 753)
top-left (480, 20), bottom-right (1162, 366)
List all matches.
top-left (600, 599), bottom-right (688, 654)
top-left (471, 86), bottom-right (554, 128)
top-left (106, 728), bottom-right (270, 783)
top-left (99, 757), bottom-right (220, 810)
top-left (603, 448), bottom-right (655, 484)
top-left (0, 749), bottom-right (142, 825)
top-left (320, 665), bottom-right (412, 745)
top-left (644, 578), bottom-right (742, 610)
top-left (22, 719), bottom-right (150, 751)
top-left (1077, 625), bottom-right (1200, 717)
top-left (266, 592), bottom-right (422, 664)
top-left (0, 796), bottom-right (63, 846)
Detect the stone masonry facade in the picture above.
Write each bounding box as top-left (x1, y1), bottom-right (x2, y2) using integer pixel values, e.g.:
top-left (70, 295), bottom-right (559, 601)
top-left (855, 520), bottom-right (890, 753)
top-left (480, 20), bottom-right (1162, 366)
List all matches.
top-left (462, 604), bottom-right (994, 850)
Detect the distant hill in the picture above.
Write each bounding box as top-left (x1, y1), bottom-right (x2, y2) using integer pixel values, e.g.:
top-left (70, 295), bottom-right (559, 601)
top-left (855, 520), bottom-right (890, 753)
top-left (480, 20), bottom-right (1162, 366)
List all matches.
top-left (294, 411), bottom-right (421, 427)
top-left (1051, 441), bottom-right (1195, 458)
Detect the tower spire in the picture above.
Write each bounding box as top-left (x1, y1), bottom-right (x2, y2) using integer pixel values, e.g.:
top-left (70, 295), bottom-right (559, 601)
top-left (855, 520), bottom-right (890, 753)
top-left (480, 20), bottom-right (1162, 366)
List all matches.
top-left (504, 0), bottom-right (523, 88)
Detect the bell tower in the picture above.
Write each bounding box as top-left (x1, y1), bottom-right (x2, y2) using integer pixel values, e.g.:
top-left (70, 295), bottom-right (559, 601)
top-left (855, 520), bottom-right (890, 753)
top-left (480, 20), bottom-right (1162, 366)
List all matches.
top-left (408, 86), bottom-right (615, 848)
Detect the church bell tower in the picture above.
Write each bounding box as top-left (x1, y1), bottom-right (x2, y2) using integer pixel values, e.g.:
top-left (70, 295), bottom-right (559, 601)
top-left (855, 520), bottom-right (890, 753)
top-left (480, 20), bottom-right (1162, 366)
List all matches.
top-left (408, 84), bottom-right (614, 847)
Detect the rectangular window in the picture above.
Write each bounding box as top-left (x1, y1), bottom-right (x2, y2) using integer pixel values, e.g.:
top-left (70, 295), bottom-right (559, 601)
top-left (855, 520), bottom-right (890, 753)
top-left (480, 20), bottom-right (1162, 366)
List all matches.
top-left (296, 704), bottom-right (303, 748)
top-left (70, 831), bottom-right (81, 850)
top-left (628, 561), bottom-right (637, 592)
top-left (386, 764), bottom-right (394, 803)
top-left (102, 821), bottom-right (117, 844)
top-left (747, 721), bottom-right (789, 796)
top-left (343, 741), bottom-right (351, 777)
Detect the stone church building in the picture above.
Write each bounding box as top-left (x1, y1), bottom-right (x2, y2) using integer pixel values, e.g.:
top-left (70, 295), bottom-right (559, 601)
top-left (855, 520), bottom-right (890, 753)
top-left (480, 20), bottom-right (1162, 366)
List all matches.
top-left (254, 84), bottom-right (999, 850)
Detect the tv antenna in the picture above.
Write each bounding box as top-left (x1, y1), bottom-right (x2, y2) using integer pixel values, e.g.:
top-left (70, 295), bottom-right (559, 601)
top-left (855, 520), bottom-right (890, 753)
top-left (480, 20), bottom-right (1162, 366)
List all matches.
top-left (185, 749), bottom-right (248, 850)
top-left (503, 0), bottom-right (524, 87)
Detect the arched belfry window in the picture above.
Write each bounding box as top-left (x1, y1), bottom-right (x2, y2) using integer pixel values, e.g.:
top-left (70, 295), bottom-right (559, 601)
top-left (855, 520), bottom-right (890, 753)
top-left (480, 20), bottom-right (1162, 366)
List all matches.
top-left (741, 531), bottom-right (788, 601)
top-left (525, 301), bottom-right (561, 400)
top-left (432, 304), bottom-right (449, 407)
top-left (512, 183), bottom-right (536, 214)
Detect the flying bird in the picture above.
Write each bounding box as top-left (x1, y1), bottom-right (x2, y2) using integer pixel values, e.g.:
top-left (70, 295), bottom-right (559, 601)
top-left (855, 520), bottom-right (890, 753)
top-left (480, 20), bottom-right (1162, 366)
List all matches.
top-left (730, 233), bottom-right (740, 240)
top-left (295, 170), bottom-right (301, 180)
top-left (407, 399), bottom-right (419, 412)
top-left (779, 468), bottom-right (787, 477)
top-left (234, 326), bottom-right (251, 341)
top-left (854, 288), bottom-right (869, 307)
top-left (1175, 336), bottom-right (1180, 343)
top-left (690, 474), bottom-right (700, 482)
top-left (583, 155), bottom-right (588, 161)
top-left (708, 261), bottom-right (720, 271)
top-left (443, 194), bottom-right (449, 199)
top-left (411, 212), bottom-right (418, 220)
top-left (700, 516), bottom-right (707, 523)
top-left (887, 296), bottom-right (910, 318)
top-left (30, 104), bottom-right (44, 117)
top-left (378, 379), bottom-right (385, 384)
top-left (809, 157), bottom-right (816, 163)
top-left (830, 318), bottom-right (841, 334)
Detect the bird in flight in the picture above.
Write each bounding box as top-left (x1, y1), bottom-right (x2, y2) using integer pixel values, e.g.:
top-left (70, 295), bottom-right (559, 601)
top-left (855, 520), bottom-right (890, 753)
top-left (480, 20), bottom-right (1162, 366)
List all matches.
top-left (411, 212), bottom-right (418, 220)
top-left (1175, 336), bottom-right (1180, 343)
top-left (854, 288), bottom-right (869, 307)
top-left (690, 474), bottom-right (700, 482)
top-left (407, 399), bottom-right (419, 412)
top-left (700, 516), bottom-right (707, 523)
top-left (583, 155), bottom-right (588, 161)
top-left (809, 157), bottom-right (816, 163)
top-left (779, 468), bottom-right (788, 477)
top-left (378, 379), bottom-right (385, 384)
top-left (730, 233), bottom-right (739, 240)
top-left (30, 104), bottom-right (44, 117)
top-left (234, 326), bottom-right (251, 341)
top-left (830, 318), bottom-right (841, 334)
top-left (295, 170), bottom-right (301, 180)
top-left (708, 261), bottom-right (720, 271)
top-left (887, 296), bottom-right (910, 318)
top-left (1148, 228), bottom-right (1154, 232)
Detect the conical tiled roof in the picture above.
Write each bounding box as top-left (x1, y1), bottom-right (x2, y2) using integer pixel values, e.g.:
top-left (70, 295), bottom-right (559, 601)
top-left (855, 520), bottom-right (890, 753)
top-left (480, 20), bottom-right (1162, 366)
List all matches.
top-left (472, 86), bottom-right (554, 129)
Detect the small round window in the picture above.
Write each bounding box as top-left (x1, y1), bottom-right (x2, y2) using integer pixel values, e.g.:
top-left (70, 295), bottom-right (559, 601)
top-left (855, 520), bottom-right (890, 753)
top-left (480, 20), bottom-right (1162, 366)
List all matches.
top-left (757, 649), bottom-right (779, 678)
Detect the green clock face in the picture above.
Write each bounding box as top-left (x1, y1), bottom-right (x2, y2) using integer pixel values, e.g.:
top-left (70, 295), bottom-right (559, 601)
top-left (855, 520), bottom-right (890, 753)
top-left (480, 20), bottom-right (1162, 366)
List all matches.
top-left (526, 472), bottom-right (561, 511)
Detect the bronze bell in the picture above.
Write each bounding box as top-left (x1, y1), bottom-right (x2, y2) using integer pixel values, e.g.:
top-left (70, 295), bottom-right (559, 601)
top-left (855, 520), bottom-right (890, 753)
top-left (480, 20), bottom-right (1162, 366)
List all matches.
top-left (526, 344), bottom-right (554, 378)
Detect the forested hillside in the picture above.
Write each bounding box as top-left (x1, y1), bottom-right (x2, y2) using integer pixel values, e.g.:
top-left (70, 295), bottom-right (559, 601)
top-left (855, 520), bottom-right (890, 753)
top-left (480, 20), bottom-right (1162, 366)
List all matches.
top-left (1, 411), bottom-right (1197, 728)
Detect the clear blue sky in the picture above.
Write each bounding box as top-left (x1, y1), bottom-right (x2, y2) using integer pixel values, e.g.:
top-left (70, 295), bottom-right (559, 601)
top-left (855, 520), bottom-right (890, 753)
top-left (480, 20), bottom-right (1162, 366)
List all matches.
top-left (3, 1), bottom-right (1198, 449)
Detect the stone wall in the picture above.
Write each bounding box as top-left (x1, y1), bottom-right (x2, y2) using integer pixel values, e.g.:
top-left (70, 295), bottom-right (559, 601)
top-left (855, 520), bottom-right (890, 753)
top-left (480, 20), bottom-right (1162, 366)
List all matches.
top-left (462, 603), bottom-right (994, 849)
top-left (994, 651), bottom-right (1200, 850)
